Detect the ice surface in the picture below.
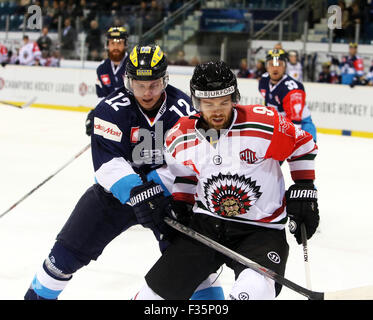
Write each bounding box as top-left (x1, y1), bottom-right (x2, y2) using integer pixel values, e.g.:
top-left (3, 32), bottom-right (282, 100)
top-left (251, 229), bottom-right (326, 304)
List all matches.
top-left (0, 105), bottom-right (372, 300)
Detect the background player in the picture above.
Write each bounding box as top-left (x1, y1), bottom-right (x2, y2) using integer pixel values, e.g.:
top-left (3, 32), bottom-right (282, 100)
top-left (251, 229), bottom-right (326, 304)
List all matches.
top-left (286, 50), bottom-right (303, 82)
top-left (259, 49), bottom-right (317, 141)
top-left (85, 27), bottom-right (129, 136)
top-left (24, 45), bottom-right (223, 300)
top-left (134, 60), bottom-right (319, 300)
top-left (339, 42), bottom-right (365, 87)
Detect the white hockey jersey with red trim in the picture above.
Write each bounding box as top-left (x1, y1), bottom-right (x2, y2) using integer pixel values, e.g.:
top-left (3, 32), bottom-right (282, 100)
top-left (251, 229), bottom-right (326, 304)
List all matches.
top-left (161, 104), bottom-right (317, 230)
top-left (19, 42), bottom-right (41, 66)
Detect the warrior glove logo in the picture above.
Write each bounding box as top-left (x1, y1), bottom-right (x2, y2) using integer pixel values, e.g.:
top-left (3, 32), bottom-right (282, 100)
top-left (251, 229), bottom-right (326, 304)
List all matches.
top-left (204, 173), bottom-right (262, 217)
top-left (129, 185), bottom-right (163, 206)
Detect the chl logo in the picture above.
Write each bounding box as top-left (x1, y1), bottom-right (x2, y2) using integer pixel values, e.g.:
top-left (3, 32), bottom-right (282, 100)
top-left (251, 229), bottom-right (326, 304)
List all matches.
top-left (240, 148), bottom-right (257, 164)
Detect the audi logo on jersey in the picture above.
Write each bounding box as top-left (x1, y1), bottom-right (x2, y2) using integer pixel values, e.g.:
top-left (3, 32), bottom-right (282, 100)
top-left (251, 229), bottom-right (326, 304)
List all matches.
top-left (204, 173), bottom-right (262, 217)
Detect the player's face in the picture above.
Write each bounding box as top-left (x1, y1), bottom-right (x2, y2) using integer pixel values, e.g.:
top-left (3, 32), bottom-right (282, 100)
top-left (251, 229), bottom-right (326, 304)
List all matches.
top-left (289, 54), bottom-right (297, 64)
top-left (349, 47), bottom-right (357, 56)
top-left (132, 78), bottom-right (164, 110)
top-left (267, 60), bottom-right (286, 82)
top-left (108, 39), bottom-right (126, 62)
top-left (200, 95), bottom-right (234, 130)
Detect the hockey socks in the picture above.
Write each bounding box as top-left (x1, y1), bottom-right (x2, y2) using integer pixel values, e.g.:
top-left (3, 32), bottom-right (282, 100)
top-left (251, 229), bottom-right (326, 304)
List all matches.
top-left (25, 258), bottom-right (72, 300)
top-left (24, 242), bottom-right (84, 300)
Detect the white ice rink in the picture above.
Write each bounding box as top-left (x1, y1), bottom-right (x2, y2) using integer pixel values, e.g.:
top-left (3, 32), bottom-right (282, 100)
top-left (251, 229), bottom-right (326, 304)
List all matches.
top-left (0, 105), bottom-right (373, 300)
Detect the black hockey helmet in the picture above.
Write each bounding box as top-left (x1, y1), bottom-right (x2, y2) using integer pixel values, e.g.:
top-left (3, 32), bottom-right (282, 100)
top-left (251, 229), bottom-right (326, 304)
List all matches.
top-left (106, 26), bottom-right (128, 45)
top-left (266, 49), bottom-right (288, 66)
top-left (190, 60), bottom-right (240, 110)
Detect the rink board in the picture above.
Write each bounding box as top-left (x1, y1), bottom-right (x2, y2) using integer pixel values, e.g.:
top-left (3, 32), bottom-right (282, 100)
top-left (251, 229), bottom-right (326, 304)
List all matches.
top-left (1, 65), bottom-right (373, 137)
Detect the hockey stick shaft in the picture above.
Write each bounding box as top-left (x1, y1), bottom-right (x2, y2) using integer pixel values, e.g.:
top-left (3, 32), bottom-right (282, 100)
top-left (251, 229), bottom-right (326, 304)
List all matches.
top-left (164, 216), bottom-right (323, 300)
top-left (165, 217), bottom-right (373, 300)
top-left (0, 143), bottom-right (91, 219)
top-left (0, 96), bottom-right (37, 109)
top-left (301, 223), bottom-right (312, 290)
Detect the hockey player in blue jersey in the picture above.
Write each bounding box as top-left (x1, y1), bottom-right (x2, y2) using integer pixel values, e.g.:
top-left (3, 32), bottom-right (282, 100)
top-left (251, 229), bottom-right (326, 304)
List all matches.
top-left (259, 49), bottom-right (317, 141)
top-left (85, 26), bottom-right (129, 136)
top-left (24, 44), bottom-right (224, 300)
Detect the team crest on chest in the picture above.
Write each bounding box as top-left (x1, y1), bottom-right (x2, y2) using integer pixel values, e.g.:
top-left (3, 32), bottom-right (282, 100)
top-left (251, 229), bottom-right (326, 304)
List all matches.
top-left (204, 173), bottom-right (262, 217)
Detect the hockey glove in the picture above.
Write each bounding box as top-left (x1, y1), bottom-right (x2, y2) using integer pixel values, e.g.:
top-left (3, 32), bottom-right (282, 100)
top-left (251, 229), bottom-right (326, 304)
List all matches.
top-left (286, 182), bottom-right (320, 244)
top-left (130, 181), bottom-right (172, 233)
top-left (169, 199), bottom-right (194, 226)
top-left (85, 109), bottom-right (94, 136)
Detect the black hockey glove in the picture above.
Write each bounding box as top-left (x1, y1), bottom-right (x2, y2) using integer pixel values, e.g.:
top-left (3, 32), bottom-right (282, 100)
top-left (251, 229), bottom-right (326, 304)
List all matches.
top-left (85, 109), bottom-right (94, 136)
top-left (130, 181), bottom-right (172, 234)
top-left (285, 182), bottom-right (320, 244)
top-left (169, 199), bottom-right (194, 226)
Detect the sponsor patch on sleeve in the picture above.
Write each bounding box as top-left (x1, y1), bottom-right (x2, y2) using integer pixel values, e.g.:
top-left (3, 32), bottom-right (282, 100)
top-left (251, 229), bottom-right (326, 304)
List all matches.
top-left (94, 117), bottom-right (122, 142)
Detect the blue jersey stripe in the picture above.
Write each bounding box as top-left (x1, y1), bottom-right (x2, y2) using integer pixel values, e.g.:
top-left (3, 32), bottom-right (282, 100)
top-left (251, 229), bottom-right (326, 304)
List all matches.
top-left (147, 170), bottom-right (171, 196)
top-left (110, 174), bottom-right (143, 204)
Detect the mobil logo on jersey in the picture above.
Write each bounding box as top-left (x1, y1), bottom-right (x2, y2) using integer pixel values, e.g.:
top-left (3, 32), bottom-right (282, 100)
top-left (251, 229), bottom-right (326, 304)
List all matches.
top-left (94, 117), bottom-right (122, 142)
top-left (240, 148), bottom-right (257, 164)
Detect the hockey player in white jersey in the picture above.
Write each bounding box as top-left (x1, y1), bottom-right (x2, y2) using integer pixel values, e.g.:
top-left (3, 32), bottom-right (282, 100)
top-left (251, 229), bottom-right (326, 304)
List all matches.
top-left (18, 35), bottom-right (41, 66)
top-left (134, 60), bottom-right (320, 300)
top-left (286, 50), bottom-right (303, 82)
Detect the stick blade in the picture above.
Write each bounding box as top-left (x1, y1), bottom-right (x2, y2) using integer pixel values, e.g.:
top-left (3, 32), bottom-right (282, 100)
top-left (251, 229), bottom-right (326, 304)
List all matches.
top-left (324, 285), bottom-right (373, 300)
top-left (21, 96), bottom-right (37, 109)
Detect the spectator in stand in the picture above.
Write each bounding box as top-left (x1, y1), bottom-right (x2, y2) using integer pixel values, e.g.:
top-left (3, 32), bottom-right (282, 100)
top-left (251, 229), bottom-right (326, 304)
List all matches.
top-left (50, 50), bottom-right (61, 67)
top-left (287, 50), bottom-right (303, 82)
top-left (148, 0), bottom-right (163, 24)
top-left (141, 0), bottom-right (163, 32)
top-left (339, 42), bottom-right (364, 86)
top-left (318, 62), bottom-right (339, 84)
top-left (348, 1), bottom-right (364, 41)
top-left (189, 56), bottom-right (200, 66)
top-left (252, 59), bottom-right (266, 80)
top-left (57, 0), bottom-right (68, 23)
top-left (86, 20), bottom-right (103, 60)
top-left (237, 58), bottom-right (251, 78)
top-left (9, 48), bottom-right (20, 65)
top-left (37, 26), bottom-right (53, 55)
top-left (41, 0), bottom-right (54, 27)
top-left (19, 35), bottom-right (41, 66)
top-left (333, 0), bottom-right (353, 42)
top-left (365, 69), bottom-right (373, 86)
top-left (60, 17), bottom-right (76, 59)
top-left (87, 48), bottom-right (102, 61)
top-left (66, 0), bottom-right (76, 18)
top-left (139, 1), bottom-right (149, 29)
top-left (173, 50), bottom-right (189, 66)
top-left (49, 0), bottom-right (60, 30)
top-left (0, 42), bottom-right (8, 67)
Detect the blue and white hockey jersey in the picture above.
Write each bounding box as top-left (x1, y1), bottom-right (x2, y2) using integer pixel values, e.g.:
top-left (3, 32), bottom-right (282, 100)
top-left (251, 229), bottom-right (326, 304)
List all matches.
top-left (92, 84), bottom-right (196, 205)
top-left (258, 73), bottom-right (317, 141)
top-left (95, 53), bottom-right (128, 99)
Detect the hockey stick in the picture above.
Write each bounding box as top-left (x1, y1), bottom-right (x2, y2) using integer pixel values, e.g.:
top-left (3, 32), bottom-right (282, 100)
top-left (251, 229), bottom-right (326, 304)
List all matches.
top-left (0, 143), bottom-right (91, 219)
top-left (301, 224), bottom-right (312, 290)
top-left (164, 216), bottom-right (373, 300)
top-left (0, 96), bottom-right (37, 109)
